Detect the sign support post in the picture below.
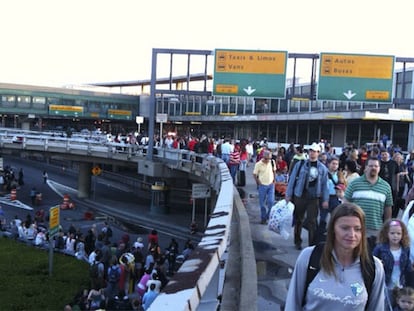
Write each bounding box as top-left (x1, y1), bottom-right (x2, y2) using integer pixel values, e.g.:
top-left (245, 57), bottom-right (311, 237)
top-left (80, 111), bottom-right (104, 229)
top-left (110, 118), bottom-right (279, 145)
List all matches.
top-left (48, 205), bottom-right (60, 276)
top-left (156, 113), bottom-right (168, 146)
top-left (191, 183), bottom-right (211, 227)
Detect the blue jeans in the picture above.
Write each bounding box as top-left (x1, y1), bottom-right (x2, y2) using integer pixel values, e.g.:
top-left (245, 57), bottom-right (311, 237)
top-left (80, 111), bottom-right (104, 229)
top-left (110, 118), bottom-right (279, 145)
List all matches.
top-left (258, 183), bottom-right (275, 221)
top-left (221, 154), bottom-right (230, 165)
top-left (239, 159), bottom-right (248, 171)
top-left (319, 195), bottom-right (340, 223)
top-left (229, 165), bottom-right (238, 184)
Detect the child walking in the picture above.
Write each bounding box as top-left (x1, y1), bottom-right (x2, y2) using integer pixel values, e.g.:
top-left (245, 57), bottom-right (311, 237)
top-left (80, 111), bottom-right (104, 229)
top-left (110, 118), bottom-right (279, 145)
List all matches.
top-left (393, 286), bottom-right (414, 311)
top-left (373, 219), bottom-right (413, 309)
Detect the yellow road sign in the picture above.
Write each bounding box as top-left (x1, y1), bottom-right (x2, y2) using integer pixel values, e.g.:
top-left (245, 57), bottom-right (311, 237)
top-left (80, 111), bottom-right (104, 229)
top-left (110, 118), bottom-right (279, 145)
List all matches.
top-left (92, 166), bottom-right (102, 176)
top-left (49, 205), bottom-right (60, 236)
top-left (320, 54), bottom-right (394, 79)
top-left (215, 50), bottom-right (286, 74)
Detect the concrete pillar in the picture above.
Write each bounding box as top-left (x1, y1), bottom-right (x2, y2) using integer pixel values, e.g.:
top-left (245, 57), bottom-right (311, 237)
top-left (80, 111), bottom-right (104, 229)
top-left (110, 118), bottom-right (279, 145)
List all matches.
top-left (21, 122), bottom-right (30, 130)
top-left (408, 122), bottom-right (414, 152)
top-left (78, 162), bottom-right (92, 198)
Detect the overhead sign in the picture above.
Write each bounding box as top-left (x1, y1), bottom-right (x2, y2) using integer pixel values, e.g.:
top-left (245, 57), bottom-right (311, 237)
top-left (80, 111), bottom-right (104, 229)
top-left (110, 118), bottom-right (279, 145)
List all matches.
top-left (317, 52), bottom-right (395, 102)
top-left (192, 183), bottom-right (211, 199)
top-left (136, 116), bottom-right (144, 124)
top-left (213, 49), bottom-right (287, 98)
top-left (107, 109), bottom-right (132, 120)
top-left (156, 113), bottom-right (168, 123)
top-left (49, 105), bottom-right (84, 117)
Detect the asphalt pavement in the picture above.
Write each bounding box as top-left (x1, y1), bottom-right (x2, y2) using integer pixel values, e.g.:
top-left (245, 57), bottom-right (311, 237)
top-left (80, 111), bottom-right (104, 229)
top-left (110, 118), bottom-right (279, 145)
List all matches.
top-left (239, 162), bottom-right (307, 311)
top-left (0, 155), bottom-right (201, 254)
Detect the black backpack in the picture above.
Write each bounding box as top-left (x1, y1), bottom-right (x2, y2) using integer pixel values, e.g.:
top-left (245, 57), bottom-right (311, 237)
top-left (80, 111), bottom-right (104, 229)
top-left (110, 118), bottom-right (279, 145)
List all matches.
top-left (108, 265), bottom-right (120, 283)
top-left (302, 242), bottom-right (375, 309)
top-left (106, 226), bottom-right (113, 238)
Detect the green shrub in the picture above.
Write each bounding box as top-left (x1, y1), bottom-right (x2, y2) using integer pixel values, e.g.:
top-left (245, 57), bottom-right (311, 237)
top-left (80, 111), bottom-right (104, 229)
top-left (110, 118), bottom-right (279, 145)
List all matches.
top-left (0, 236), bottom-right (90, 310)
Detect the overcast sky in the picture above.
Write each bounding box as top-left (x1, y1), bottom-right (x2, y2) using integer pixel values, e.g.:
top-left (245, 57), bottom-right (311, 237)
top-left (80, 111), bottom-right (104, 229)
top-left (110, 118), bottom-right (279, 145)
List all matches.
top-left (1, 0), bottom-right (413, 88)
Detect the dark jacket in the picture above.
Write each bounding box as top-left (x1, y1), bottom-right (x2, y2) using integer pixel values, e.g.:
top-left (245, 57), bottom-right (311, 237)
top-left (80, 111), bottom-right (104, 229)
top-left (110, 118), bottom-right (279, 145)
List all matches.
top-left (373, 242), bottom-right (412, 287)
top-left (286, 159), bottom-right (329, 203)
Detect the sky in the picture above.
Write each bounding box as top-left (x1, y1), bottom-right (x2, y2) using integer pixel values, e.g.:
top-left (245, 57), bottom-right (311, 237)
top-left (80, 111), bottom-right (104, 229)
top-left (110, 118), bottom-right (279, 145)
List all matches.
top-left (1, 0), bottom-right (413, 88)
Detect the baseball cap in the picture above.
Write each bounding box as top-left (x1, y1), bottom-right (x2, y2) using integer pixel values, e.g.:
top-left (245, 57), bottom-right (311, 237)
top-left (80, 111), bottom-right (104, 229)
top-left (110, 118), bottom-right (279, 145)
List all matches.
top-left (335, 183), bottom-right (346, 191)
top-left (309, 142), bottom-right (321, 152)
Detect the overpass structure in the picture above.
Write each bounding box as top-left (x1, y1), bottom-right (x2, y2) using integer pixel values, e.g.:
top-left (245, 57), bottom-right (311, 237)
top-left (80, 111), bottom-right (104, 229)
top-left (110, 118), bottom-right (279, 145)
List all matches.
top-left (0, 128), bottom-right (255, 311)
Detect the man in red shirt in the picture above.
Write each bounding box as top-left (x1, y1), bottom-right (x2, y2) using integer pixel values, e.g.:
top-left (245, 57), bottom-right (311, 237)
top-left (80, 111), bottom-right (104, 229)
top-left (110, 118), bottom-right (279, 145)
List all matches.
top-left (276, 154), bottom-right (287, 173)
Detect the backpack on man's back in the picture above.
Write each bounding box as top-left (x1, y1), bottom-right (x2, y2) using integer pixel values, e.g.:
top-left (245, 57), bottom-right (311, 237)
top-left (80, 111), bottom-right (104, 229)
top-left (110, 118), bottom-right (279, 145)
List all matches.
top-left (108, 265), bottom-right (120, 283)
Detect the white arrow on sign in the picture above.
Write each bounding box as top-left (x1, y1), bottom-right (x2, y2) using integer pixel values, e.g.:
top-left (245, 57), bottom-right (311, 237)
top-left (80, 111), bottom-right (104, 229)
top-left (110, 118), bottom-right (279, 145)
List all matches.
top-left (343, 90), bottom-right (356, 100)
top-left (243, 86), bottom-right (256, 95)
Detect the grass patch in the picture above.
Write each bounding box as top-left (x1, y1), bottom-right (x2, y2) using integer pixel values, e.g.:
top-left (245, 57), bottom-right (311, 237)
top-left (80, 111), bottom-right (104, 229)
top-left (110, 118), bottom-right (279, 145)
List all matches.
top-left (0, 236), bottom-right (89, 310)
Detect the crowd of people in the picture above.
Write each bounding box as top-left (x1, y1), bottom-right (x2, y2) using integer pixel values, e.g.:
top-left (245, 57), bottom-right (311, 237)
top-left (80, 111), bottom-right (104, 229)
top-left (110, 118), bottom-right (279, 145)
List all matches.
top-left (251, 139), bottom-right (414, 310)
top-left (5, 212), bottom-right (196, 311)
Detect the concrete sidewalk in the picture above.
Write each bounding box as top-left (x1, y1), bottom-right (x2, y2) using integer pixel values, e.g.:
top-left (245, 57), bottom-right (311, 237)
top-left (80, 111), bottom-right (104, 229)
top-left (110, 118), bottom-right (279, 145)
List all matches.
top-left (239, 162), bottom-right (307, 310)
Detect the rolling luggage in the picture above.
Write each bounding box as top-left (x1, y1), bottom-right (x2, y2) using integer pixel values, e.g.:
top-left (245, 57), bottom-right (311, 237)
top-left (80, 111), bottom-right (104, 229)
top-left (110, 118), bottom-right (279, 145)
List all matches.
top-left (238, 170), bottom-right (246, 186)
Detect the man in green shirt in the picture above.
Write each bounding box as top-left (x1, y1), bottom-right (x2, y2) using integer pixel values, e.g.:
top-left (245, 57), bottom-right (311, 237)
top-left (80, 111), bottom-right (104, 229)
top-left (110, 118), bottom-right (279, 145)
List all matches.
top-left (344, 156), bottom-right (393, 237)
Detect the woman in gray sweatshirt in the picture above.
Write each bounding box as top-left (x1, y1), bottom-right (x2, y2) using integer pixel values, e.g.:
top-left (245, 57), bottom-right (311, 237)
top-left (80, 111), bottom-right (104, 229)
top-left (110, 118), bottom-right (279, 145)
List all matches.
top-left (285, 202), bottom-right (386, 310)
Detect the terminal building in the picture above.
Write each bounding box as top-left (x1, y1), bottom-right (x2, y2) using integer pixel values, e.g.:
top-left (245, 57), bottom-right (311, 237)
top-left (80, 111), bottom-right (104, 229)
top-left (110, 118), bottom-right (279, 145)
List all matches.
top-left (1, 50), bottom-right (414, 151)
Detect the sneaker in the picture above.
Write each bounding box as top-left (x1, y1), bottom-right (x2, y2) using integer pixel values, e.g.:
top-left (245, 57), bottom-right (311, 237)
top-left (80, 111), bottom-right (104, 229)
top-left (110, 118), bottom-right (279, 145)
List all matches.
top-left (295, 243), bottom-right (302, 250)
top-left (260, 219), bottom-right (267, 225)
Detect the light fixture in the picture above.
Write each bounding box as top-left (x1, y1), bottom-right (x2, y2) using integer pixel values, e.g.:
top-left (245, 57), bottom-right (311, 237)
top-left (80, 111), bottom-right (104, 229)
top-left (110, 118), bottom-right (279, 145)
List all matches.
top-left (168, 97), bottom-right (180, 103)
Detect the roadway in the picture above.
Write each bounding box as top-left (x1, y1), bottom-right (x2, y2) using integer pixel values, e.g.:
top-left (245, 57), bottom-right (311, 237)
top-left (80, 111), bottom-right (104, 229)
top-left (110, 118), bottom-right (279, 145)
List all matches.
top-left (239, 162), bottom-right (307, 310)
top-left (0, 153), bottom-right (305, 310)
top-left (0, 155), bottom-right (202, 259)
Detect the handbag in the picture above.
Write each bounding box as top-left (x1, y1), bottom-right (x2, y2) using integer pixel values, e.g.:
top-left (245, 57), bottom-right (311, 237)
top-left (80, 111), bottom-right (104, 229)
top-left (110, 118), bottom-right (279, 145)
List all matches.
top-left (268, 199), bottom-right (294, 239)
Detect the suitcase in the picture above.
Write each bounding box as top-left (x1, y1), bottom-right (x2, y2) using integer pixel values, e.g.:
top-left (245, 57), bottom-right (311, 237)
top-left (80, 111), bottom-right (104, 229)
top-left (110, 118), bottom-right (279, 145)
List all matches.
top-left (238, 170), bottom-right (246, 186)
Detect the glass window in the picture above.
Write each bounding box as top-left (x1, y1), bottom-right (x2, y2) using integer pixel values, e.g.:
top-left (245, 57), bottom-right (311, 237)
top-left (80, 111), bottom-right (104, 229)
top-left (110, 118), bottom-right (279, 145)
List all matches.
top-left (393, 123), bottom-right (409, 150)
top-left (308, 122), bottom-right (320, 143)
top-left (33, 97), bottom-right (46, 104)
top-left (268, 122), bottom-right (277, 142)
top-left (279, 99), bottom-right (288, 113)
top-left (346, 123), bottom-right (360, 146)
top-left (47, 97), bottom-right (59, 105)
top-left (287, 124), bottom-right (297, 143)
top-left (360, 123), bottom-right (376, 146)
top-left (298, 124), bottom-right (308, 145)
top-left (377, 124), bottom-right (392, 145)
top-left (61, 98), bottom-right (75, 106)
top-left (245, 98), bottom-right (254, 114)
top-left (32, 97), bottom-right (46, 109)
top-left (277, 124), bottom-right (287, 142)
top-left (1, 95), bottom-right (16, 108)
top-left (17, 96), bottom-right (31, 108)
top-left (320, 124), bottom-right (332, 142)
top-left (17, 96), bottom-right (30, 103)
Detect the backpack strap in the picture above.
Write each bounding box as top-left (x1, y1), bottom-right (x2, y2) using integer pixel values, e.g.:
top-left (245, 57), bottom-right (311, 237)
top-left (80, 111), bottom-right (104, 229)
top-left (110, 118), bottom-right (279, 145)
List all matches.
top-left (409, 202), bottom-right (414, 219)
top-left (328, 172), bottom-right (338, 185)
top-left (302, 243), bottom-right (324, 306)
top-left (363, 248), bottom-right (376, 310)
